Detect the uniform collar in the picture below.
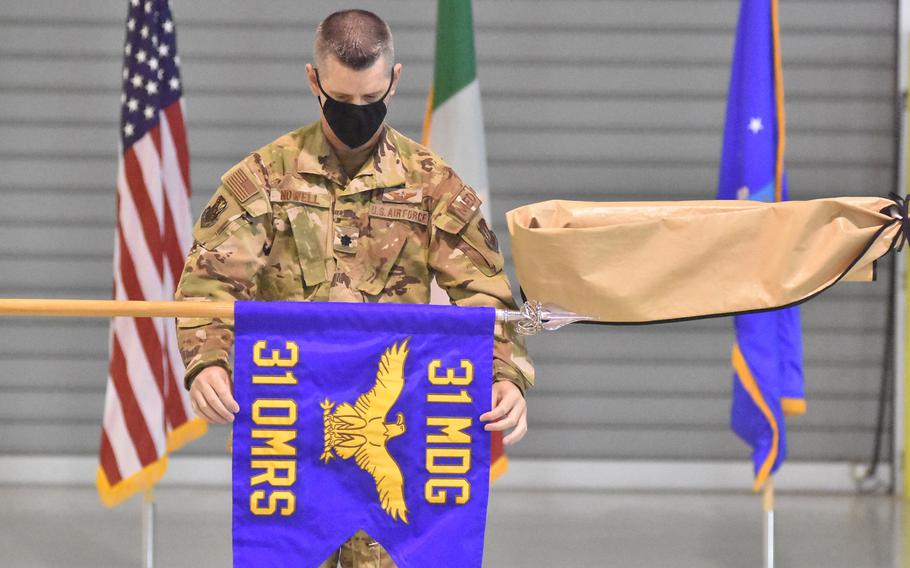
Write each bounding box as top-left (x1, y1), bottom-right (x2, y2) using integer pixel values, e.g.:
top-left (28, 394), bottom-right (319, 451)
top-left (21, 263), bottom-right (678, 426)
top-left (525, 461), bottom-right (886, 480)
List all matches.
top-left (296, 122), bottom-right (407, 193)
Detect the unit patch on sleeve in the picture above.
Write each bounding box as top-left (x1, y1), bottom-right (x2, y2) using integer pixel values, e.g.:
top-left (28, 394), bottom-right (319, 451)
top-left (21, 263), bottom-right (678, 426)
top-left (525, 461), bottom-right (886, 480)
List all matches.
top-left (200, 195), bottom-right (228, 228)
top-left (447, 186), bottom-right (482, 225)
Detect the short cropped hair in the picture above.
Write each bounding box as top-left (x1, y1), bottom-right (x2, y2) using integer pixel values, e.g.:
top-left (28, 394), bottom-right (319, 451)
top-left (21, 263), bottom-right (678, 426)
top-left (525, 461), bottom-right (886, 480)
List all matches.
top-left (314, 9), bottom-right (394, 71)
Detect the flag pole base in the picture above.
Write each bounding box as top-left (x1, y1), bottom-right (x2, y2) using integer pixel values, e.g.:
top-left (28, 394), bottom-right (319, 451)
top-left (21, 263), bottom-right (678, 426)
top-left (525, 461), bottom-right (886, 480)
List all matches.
top-left (142, 489), bottom-right (156, 568)
top-left (763, 479), bottom-right (774, 568)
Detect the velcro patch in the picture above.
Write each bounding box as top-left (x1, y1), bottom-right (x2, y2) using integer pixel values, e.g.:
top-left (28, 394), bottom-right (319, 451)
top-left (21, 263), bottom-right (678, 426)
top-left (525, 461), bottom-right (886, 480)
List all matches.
top-left (369, 203), bottom-right (429, 226)
top-left (382, 186), bottom-right (423, 204)
top-left (333, 224), bottom-right (360, 254)
top-left (270, 188), bottom-right (331, 208)
top-left (447, 185), bottom-right (481, 225)
top-left (222, 166), bottom-right (258, 202)
top-left (200, 195), bottom-right (228, 228)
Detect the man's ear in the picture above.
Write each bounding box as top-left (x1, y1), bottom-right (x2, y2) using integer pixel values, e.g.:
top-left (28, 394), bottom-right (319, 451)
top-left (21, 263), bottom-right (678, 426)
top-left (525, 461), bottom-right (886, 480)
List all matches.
top-left (305, 63), bottom-right (321, 99)
top-left (389, 63), bottom-right (403, 97)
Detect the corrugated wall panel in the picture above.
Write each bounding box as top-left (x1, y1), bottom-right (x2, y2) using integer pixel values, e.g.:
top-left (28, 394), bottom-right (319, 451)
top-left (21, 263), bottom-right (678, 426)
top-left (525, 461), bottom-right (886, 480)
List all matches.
top-left (0, 0), bottom-right (895, 467)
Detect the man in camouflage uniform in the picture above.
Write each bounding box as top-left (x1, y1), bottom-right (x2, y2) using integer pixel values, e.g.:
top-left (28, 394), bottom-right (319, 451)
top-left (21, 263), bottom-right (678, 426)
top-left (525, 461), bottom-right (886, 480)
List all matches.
top-left (175, 9), bottom-right (533, 568)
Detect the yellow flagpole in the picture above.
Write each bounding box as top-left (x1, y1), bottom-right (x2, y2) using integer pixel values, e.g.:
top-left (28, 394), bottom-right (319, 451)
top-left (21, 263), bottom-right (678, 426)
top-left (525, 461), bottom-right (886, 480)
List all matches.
top-left (0, 298), bottom-right (234, 319)
top-left (0, 298), bottom-right (521, 325)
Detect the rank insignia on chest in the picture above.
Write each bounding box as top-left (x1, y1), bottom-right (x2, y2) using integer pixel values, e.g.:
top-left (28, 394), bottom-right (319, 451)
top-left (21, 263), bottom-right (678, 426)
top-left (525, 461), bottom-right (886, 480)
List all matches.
top-left (382, 185), bottom-right (423, 205)
top-left (334, 224), bottom-right (360, 254)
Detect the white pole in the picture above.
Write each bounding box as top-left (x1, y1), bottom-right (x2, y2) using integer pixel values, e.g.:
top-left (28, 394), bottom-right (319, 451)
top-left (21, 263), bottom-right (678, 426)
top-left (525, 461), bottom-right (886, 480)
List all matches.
top-left (762, 479), bottom-right (774, 568)
top-left (895, 2), bottom-right (909, 565)
top-left (894, 0), bottom-right (910, 500)
top-left (142, 489), bottom-right (156, 568)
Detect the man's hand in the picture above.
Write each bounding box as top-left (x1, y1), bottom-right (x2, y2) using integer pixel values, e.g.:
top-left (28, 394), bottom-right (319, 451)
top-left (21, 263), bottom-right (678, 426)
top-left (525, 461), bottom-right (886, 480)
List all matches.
top-left (189, 366), bottom-right (240, 424)
top-left (479, 381), bottom-right (528, 445)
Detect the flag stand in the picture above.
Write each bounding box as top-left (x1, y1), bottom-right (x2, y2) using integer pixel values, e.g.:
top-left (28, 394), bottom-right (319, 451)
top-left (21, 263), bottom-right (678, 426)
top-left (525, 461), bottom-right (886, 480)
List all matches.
top-left (142, 489), bottom-right (156, 568)
top-left (762, 478), bottom-right (774, 568)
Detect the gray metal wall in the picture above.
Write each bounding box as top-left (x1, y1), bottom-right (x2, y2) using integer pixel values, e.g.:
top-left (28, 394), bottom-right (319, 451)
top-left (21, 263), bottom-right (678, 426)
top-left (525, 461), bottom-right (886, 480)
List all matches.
top-left (0, 0), bottom-right (896, 464)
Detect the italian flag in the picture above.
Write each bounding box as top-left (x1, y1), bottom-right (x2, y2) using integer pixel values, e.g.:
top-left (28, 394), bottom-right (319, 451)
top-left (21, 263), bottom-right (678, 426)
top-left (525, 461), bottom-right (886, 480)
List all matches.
top-left (422, 0), bottom-right (490, 219)
top-left (423, 0), bottom-right (508, 481)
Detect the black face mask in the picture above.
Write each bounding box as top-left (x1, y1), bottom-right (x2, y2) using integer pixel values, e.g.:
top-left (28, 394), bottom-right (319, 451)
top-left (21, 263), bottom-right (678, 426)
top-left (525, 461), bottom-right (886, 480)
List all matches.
top-left (314, 68), bottom-right (394, 149)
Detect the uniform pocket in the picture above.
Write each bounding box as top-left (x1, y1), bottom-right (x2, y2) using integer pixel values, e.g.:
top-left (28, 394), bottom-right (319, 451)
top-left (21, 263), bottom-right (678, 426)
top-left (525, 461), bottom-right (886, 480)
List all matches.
top-left (354, 217), bottom-right (410, 296)
top-left (197, 216), bottom-right (248, 251)
top-left (195, 188), bottom-right (251, 251)
top-left (287, 203), bottom-right (331, 287)
top-left (433, 212), bottom-right (504, 277)
top-left (458, 215), bottom-right (504, 277)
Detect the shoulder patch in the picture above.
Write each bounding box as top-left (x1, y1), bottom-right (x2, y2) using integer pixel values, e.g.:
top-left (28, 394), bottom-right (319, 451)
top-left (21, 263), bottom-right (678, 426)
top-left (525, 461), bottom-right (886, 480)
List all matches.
top-left (221, 165), bottom-right (259, 203)
top-left (200, 195), bottom-right (228, 228)
top-left (447, 185), bottom-right (482, 225)
top-left (477, 217), bottom-right (499, 252)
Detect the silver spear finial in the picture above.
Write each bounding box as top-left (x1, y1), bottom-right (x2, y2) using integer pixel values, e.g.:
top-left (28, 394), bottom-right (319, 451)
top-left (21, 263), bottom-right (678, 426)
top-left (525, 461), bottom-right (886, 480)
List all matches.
top-left (496, 301), bottom-right (594, 336)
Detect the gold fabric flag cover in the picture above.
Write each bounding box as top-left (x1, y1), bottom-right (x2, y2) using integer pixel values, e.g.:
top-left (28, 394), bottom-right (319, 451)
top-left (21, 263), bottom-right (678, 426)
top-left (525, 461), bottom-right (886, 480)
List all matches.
top-left (506, 196), bottom-right (906, 324)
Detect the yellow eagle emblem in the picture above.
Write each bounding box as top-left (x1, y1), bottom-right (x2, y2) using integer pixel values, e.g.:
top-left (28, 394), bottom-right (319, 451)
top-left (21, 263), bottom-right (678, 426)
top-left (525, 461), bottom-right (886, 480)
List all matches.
top-left (320, 338), bottom-right (410, 523)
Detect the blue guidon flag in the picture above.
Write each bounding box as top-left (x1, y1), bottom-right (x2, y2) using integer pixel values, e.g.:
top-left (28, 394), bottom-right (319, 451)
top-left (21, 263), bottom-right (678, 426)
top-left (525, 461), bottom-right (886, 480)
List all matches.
top-left (232, 301), bottom-right (494, 567)
top-left (716, 0), bottom-right (805, 491)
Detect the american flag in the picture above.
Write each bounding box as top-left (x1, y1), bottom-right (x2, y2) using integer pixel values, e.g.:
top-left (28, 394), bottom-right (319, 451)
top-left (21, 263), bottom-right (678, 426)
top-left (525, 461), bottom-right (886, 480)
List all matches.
top-left (97, 0), bottom-right (206, 507)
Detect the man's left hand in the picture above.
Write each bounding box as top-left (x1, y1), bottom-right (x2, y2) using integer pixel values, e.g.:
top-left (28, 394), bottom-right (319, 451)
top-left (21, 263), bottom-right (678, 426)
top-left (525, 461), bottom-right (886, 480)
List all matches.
top-left (479, 381), bottom-right (528, 445)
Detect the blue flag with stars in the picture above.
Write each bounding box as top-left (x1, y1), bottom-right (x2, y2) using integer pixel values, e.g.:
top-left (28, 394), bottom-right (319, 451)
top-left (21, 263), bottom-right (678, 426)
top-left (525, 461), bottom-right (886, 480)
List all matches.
top-left (120, 0), bottom-right (183, 146)
top-left (716, 0), bottom-right (805, 491)
top-left (231, 301), bottom-right (493, 567)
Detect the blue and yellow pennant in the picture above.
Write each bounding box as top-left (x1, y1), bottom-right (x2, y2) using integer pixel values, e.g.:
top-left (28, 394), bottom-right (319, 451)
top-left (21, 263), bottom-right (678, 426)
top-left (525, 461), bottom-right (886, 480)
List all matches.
top-left (717, 0), bottom-right (805, 491)
top-left (231, 301), bottom-right (494, 567)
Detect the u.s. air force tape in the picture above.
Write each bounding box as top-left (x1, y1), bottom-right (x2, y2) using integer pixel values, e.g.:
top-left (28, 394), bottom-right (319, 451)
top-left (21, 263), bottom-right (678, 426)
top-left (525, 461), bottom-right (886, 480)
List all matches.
top-left (368, 203), bottom-right (430, 226)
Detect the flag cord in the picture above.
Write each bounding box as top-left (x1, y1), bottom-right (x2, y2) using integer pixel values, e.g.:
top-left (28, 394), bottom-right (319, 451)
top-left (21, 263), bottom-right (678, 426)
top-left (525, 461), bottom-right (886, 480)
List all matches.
top-left (859, 2), bottom-right (905, 492)
top-left (858, 250), bottom-right (897, 493)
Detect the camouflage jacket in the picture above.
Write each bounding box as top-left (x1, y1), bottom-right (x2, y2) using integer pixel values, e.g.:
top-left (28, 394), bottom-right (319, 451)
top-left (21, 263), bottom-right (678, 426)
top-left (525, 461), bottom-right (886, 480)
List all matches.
top-left (175, 121), bottom-right (534, 392)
